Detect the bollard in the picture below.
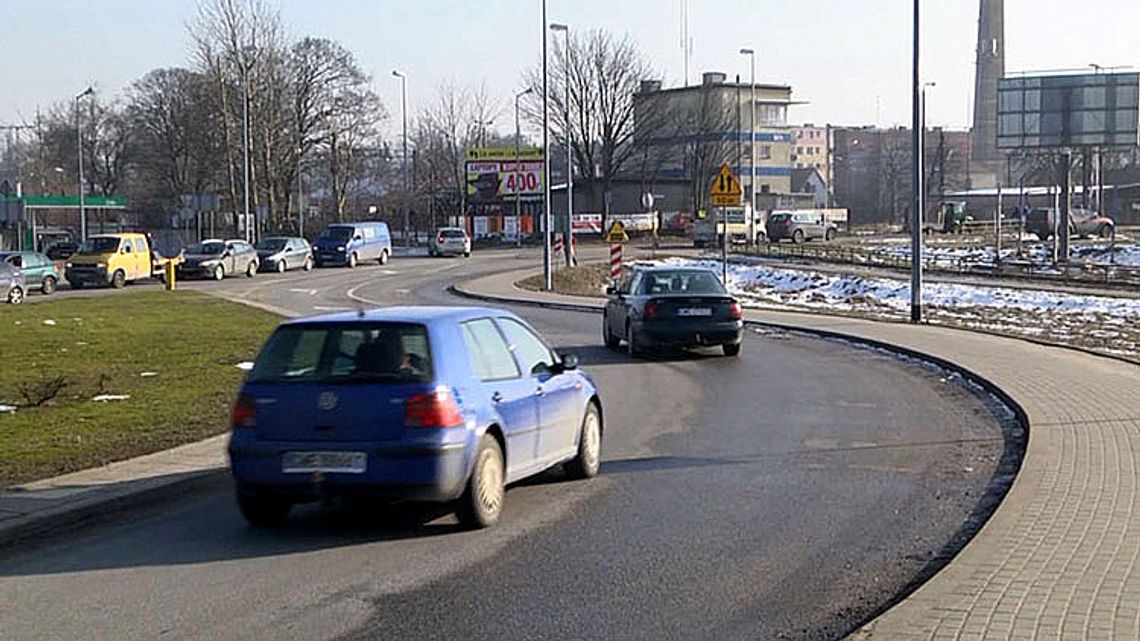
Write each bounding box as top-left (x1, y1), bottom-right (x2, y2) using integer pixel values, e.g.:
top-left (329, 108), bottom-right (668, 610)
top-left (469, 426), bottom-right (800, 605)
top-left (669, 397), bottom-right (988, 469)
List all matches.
top-left (164, 260), bottom-right (176, 291)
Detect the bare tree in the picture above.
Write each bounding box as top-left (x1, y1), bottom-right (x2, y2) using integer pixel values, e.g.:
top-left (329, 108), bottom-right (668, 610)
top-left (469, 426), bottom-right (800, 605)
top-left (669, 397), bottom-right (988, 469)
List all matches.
top-left (524, 29), bottom-right (653, 225)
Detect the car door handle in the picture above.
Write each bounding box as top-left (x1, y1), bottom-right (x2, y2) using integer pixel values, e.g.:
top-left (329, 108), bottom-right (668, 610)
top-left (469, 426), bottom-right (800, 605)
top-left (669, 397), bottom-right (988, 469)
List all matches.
top-left (491, 391), bottom-right (503, 403)
top-left (535, 386), bottom-right (544, 397)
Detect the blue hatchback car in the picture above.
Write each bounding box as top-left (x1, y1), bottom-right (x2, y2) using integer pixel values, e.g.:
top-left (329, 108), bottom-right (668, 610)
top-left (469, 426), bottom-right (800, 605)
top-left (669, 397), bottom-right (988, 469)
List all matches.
top-left (228, 306), bottom-right (603, 528)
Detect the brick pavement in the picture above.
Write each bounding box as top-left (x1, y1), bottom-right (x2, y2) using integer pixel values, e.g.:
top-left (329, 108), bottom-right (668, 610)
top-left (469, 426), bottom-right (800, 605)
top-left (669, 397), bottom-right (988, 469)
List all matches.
top-left (456, 267), bottom-right (1140, 641)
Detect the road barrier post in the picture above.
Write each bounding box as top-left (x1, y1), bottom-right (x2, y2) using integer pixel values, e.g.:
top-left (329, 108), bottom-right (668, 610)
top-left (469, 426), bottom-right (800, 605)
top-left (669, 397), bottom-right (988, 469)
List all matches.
top-left (610, 243), bottom-right (622, 280)
top-left (164, 260), bottom-right (177, 291)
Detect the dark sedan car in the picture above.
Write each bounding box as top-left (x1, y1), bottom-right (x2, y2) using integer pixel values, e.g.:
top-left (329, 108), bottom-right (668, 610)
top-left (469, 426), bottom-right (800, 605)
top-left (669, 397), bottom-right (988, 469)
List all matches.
top-left (603, 266), bottom-right (744, 357)
top-left (178, 239), bottom-right (259, 280)
top-left (255, 237), bottom-right (313, 273)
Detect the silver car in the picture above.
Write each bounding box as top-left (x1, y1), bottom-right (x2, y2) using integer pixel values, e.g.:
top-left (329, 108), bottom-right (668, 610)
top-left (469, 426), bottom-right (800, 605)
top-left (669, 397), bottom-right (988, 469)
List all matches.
top-left (2, 262), bottom-right (25, 305)
top-left (429, 227), bottom-right (471, 257)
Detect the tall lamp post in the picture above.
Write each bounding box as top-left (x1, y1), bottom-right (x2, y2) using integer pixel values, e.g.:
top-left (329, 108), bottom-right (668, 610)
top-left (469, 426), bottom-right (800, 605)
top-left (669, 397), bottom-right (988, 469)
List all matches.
top-left (550, 22), bottom-right (573, 266)
top-left (515, 88), bottom-right (534, 247)
top-left (75, 86), bottom-right (94, 243)
top-left (739, 48), bottom-right (756, 245)
top-left (241, 45), bottom-right (257, 243)
top-left (392, 70), bottom-right (410, 247)
top-left (910, 0), bottom-right (923, 323)
top-left (541, 0), bottom-right (552, 290)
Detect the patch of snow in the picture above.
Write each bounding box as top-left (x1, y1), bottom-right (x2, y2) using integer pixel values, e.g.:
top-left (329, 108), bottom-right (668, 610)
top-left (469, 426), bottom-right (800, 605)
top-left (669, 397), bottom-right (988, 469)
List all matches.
top-left (0, 404), bottom-right (17, 413)
top-left (139, 372), bottom-right (159, 378)
top-left (42, 319), bottom-right (57, 326)
top-left (236, 361), bottom-right (254, 371)
top-left (92, 394), bottom-right (131, 402)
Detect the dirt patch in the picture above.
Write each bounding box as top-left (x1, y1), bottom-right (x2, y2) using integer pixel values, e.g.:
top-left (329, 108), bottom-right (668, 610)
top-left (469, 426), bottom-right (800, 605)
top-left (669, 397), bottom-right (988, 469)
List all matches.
top-left (516, 263), bottom-right (610, 298)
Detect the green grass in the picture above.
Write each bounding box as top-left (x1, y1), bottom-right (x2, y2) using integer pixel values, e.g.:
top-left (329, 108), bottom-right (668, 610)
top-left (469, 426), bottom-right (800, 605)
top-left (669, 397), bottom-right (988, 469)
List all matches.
top-left (0, 291), bottom-right (280, 486)
top-left (517, 263), bottom-right (611, 298)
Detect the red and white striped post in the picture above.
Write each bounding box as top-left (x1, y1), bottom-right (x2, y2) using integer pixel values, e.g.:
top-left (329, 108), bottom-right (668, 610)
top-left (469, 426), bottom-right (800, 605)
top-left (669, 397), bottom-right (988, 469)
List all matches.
top-left (552, 235), bottom-right (564, 261)
top-left (609, 243), bottom-right (622, 280)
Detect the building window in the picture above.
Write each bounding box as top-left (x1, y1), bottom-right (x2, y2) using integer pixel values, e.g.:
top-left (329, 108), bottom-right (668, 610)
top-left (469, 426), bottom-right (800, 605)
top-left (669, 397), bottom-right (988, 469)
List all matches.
top-left (759, 145), bottom-right (771, 159)
top-left (760, 184), bottom-right (771, 194)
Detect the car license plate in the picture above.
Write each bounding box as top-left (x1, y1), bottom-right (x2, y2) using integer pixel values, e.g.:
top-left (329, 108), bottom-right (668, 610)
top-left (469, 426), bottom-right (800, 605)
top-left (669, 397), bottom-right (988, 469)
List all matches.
top-left (677, 307), bottom-right (712, 317)
top-left (282, 451), bottom-right (367, 474)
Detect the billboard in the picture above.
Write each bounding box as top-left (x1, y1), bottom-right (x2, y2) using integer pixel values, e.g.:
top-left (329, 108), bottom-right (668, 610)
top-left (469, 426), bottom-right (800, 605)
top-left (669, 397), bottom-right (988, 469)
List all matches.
top-left (997, 72), bottom-right (1140, 150)
top-left (465, 147), bottom-right (545, 204)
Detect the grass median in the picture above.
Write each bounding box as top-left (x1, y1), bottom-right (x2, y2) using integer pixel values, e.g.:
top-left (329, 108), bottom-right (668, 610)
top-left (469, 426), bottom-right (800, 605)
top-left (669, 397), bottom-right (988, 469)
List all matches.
top-left (516, 262), bottom-right (610, 298)
top-left (0, 290), bottom-right (279, 486)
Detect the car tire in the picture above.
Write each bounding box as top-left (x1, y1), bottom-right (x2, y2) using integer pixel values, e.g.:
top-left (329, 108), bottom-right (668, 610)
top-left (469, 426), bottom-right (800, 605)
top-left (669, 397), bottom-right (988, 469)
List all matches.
top-left (41, 276), bottom-right (57, 295)
top-left (429, 248), bottom-right (437, 257)
top-left (246, 262), bottom-right (257, 278)
top-left (110, 269), bottom-right (126, 289)
top-left (214, 265), bottom-right (225, 281)
top-left (303, 257), bottom-right (313, 271)
top-left (455, 434), bottom-right (505, 529)
top-left (6, 286), bottom-right (23, 305)
top-left (236, 493), bottom-right (292, 528)
top-left (626, 323), bottom-right (641, 358)
top-left (276, 260), bottom-right (286, 274)
top-left (792, 229), bottom-right (805, 244)
top-left (564, 402), bottom-right (602, 480)
top-left (723, 343), bottom-right (741, 357)
top-left (463, 251), bottom-right (471, 258)
top-left (379, 249), bottom-right (390, 265)
top-left (1099, 225), bottom-right (1114, 239)
top-left (825, 228), bottom-right (836, 242)
top-left (347, 252), bottom-right (358, 269)
top-left (603, 314), bottom-right (621, 349)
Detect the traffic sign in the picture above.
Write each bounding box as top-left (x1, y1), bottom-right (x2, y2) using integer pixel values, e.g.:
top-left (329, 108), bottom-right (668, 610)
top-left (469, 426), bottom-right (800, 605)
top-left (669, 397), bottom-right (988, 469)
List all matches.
top-left (604, 220), bottom-right (629, 244)
top-left (709, 163), bottom-right (742, 206)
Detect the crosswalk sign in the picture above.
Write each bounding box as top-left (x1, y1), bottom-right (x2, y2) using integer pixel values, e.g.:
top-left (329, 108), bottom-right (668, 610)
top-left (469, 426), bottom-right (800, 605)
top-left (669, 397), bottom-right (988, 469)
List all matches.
top-left (709, 164), bottom-right (742, 206)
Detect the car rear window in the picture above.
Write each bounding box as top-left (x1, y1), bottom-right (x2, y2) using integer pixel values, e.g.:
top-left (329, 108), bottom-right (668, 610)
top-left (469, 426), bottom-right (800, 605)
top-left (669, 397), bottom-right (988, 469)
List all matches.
top-left (638, 271), bottom-right (726, 295)
top-left (769, 214), bottom-right (792, 222)
top-left (440, 230), bottom-right (466, 239)
top-left (248, 322), bottom-right (432, 384)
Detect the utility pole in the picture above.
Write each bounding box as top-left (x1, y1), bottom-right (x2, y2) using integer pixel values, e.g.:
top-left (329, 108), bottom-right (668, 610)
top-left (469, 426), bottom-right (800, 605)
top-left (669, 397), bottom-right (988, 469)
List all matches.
top-left (550, 23), bottom-right (572, 266)
top-left (541, 0), bottom-right (553, 290)
top-left (740, 48), bottom-right (756, 245)
top-left (75, 87), bottom-right (94, 244)
top-left (392, 70), bottom-right (410, 247)
top-left (515, 88), bottom-right (533, 247)
top-left (241, 46), bottom-right (257, 244)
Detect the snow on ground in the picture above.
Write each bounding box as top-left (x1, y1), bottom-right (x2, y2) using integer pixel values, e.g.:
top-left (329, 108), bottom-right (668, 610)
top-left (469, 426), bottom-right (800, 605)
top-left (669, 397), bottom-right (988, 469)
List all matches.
top-left (92, 394), bottom-right (131, 402)
top-left (653, 257), bottom-right (1140, 360)
top-left (235, 361), bottom-right (254, 371)
top-left (0, 404), bottom-right (17, 414)
top-left (867, 241), bottom-right (1140, 268)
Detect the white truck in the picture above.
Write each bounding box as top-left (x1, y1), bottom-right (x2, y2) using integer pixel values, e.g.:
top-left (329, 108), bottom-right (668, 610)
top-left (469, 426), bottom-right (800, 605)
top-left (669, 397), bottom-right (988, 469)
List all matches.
top-left (692, 205), bottom-right (764, 248)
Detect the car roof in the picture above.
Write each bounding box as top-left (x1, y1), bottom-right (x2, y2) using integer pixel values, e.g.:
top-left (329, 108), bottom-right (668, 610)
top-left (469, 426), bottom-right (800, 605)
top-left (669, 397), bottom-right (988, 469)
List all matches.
top-left (630, 264), bottom-right (717, 274)
top-left (285, 306), bottom-right (515, 327)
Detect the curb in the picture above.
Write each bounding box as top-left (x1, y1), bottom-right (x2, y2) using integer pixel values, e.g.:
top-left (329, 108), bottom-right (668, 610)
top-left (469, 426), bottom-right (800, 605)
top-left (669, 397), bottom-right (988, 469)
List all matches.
top-left (0, 468), bottom-right (228, 551)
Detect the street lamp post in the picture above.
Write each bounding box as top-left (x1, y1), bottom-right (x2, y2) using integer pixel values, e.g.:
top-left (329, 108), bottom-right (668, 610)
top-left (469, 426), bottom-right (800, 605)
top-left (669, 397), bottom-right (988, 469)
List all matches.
top-left (241, 45), bottom-right (257, 243)
top-left (75, 87), bottom-right (94, 243)
top-left (740, 48), bottom-right (756, 246)
top-left (515, 88), bottom-right (534, 247)
top-left (910, 0), bottom-right (923, 323)
top-left (392, 70), bottom-right (410, 247)
top-left (541, 0), bottom-right (552, 290)
top-left (550, 23), bottom-right (572, 267)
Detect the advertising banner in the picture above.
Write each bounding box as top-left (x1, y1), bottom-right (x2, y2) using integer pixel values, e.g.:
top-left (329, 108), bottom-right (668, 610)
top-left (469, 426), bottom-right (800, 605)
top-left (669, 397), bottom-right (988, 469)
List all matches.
top-left (465, 147), bottom-right (544, 204)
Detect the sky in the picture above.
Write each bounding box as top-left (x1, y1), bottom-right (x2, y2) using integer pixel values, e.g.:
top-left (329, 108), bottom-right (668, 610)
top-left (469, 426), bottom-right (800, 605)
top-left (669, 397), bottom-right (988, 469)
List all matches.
top-left (2, 0), bottom-right (1138, 138)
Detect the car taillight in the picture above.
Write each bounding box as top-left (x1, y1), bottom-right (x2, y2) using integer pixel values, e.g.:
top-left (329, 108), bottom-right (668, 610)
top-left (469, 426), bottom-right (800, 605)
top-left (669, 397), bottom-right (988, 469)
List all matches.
top-left (405, 388), bottom-right (464, 428)
top-left (643, 301), bottom-right (659, 320)
top-left (231, 394), bottom-right (257, 429)
top-left (729, 301), bottom-right (743, 319)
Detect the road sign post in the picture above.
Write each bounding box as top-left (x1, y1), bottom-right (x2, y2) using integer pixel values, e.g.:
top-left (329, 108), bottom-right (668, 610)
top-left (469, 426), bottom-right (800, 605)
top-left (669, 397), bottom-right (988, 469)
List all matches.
top-left (708, 163), bottom-right (742, 284)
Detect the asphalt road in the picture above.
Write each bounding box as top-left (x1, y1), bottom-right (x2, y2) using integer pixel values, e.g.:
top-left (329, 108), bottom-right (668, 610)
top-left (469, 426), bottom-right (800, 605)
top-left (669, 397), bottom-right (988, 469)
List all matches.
top-left (0, 248), bottom-right (1014, 640)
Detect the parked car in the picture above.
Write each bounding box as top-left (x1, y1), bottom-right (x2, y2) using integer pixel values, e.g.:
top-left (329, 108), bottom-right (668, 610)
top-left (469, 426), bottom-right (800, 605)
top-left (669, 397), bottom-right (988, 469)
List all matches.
top-left (313, 221), bottom-right (392, 268)
top-left (65, 233), bottom-right (158, 289)
top-left (1, 251), bottom-right (59, 295)
top-left (45, 241), bottom-right (79, 261)
top-left (255, 237), bottom-right (313, 273)
top-left (765, 211), bottom-right (838, 243)
top-left (603, 266), bottom-right (744, 357)
top-left (429, 227), bottom-right (472, 257)
top-left (2, 262), bottom-right (25, 305)
top-left (178, 239), bottom-right (259, 280)
top-left (228, 306), bottom-right (602, 529)
top-left (1025, 207), bottom-right (1114, 241)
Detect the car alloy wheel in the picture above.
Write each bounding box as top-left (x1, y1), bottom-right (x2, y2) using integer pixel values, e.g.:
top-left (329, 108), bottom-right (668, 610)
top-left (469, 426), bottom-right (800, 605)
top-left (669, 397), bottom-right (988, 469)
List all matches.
top-left (276, 260), bottom-right (286, 273)
top-left (379, 250), bottom-right (389, 265)
top-left (457, 434), bottom-right (504, 528)
top-left (565, 403), bottom-right (602, 479)
top-left (41, 276), bottom-right (57, 295)
top-left (111, 270), bottom-right (126, 289)
top-left (626, 323), bottom-right (640, 357)
top-left (347, 252), bottom-right (358, 268)
top-left (303, 257), bottom-right (313, 271)
top-left (603, 314), bottom-right (621, 349)
top-left (214, 265), bottom-right (225, 281)
top-left (246, 262), bottom-right (256, 278)
top-left (7, 286), bottom-right (23, 305)
top-left (793, 229), bottom-right (804, 244)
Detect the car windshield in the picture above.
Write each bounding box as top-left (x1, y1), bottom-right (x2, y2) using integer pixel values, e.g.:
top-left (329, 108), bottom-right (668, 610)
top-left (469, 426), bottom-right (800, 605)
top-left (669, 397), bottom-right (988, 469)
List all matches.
top-left (638, 270), bottom-right (726, 295)
top-left (187, 241), bottom-right (225, 255)
top-left (319, 227), bottom-right (354, 242)
top-left (255, 239), bottom-right (288, 251)
top-left (78, 237), bottom-right (121, 254)
top-left (248, 322), bottom-right (432, 384)
top-left (440, 229), bottom-right (465, 239)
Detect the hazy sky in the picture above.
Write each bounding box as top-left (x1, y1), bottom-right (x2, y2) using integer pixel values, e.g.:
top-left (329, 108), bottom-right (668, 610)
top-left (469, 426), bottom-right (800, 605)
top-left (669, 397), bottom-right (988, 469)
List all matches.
top-left (2, 0), bottom-right (1138, 136)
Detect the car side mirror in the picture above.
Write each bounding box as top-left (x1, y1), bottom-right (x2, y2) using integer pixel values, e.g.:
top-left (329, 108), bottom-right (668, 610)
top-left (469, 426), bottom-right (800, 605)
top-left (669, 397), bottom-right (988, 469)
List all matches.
top-left (605, 284), bottom-right (619, 296)
top-left (560, 353), bottom-right (580, 371)
top-left (353, 235), bottom-right (363, 242)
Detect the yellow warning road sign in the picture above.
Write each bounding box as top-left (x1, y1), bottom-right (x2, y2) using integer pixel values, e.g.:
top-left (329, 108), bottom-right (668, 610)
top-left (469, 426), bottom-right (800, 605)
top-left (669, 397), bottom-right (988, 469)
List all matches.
top-left (604, 220), bottom-right (630, 244)
top-left (709, 163), bottom-right (742, 206)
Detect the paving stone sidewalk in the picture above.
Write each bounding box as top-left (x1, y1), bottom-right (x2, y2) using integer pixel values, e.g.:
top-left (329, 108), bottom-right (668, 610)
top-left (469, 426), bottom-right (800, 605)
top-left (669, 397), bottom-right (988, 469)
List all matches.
top-left (457, 267), bottom-right (1140, 641)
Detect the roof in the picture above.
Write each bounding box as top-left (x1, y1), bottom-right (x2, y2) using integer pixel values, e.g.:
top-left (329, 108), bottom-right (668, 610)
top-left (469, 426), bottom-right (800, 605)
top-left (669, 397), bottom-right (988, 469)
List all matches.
top-left (629, 264), bottom-right (717, 274)
top-left (288, 306), bottom-right (508, 326)
top-left (791, 167), bottom-right (825, 192)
